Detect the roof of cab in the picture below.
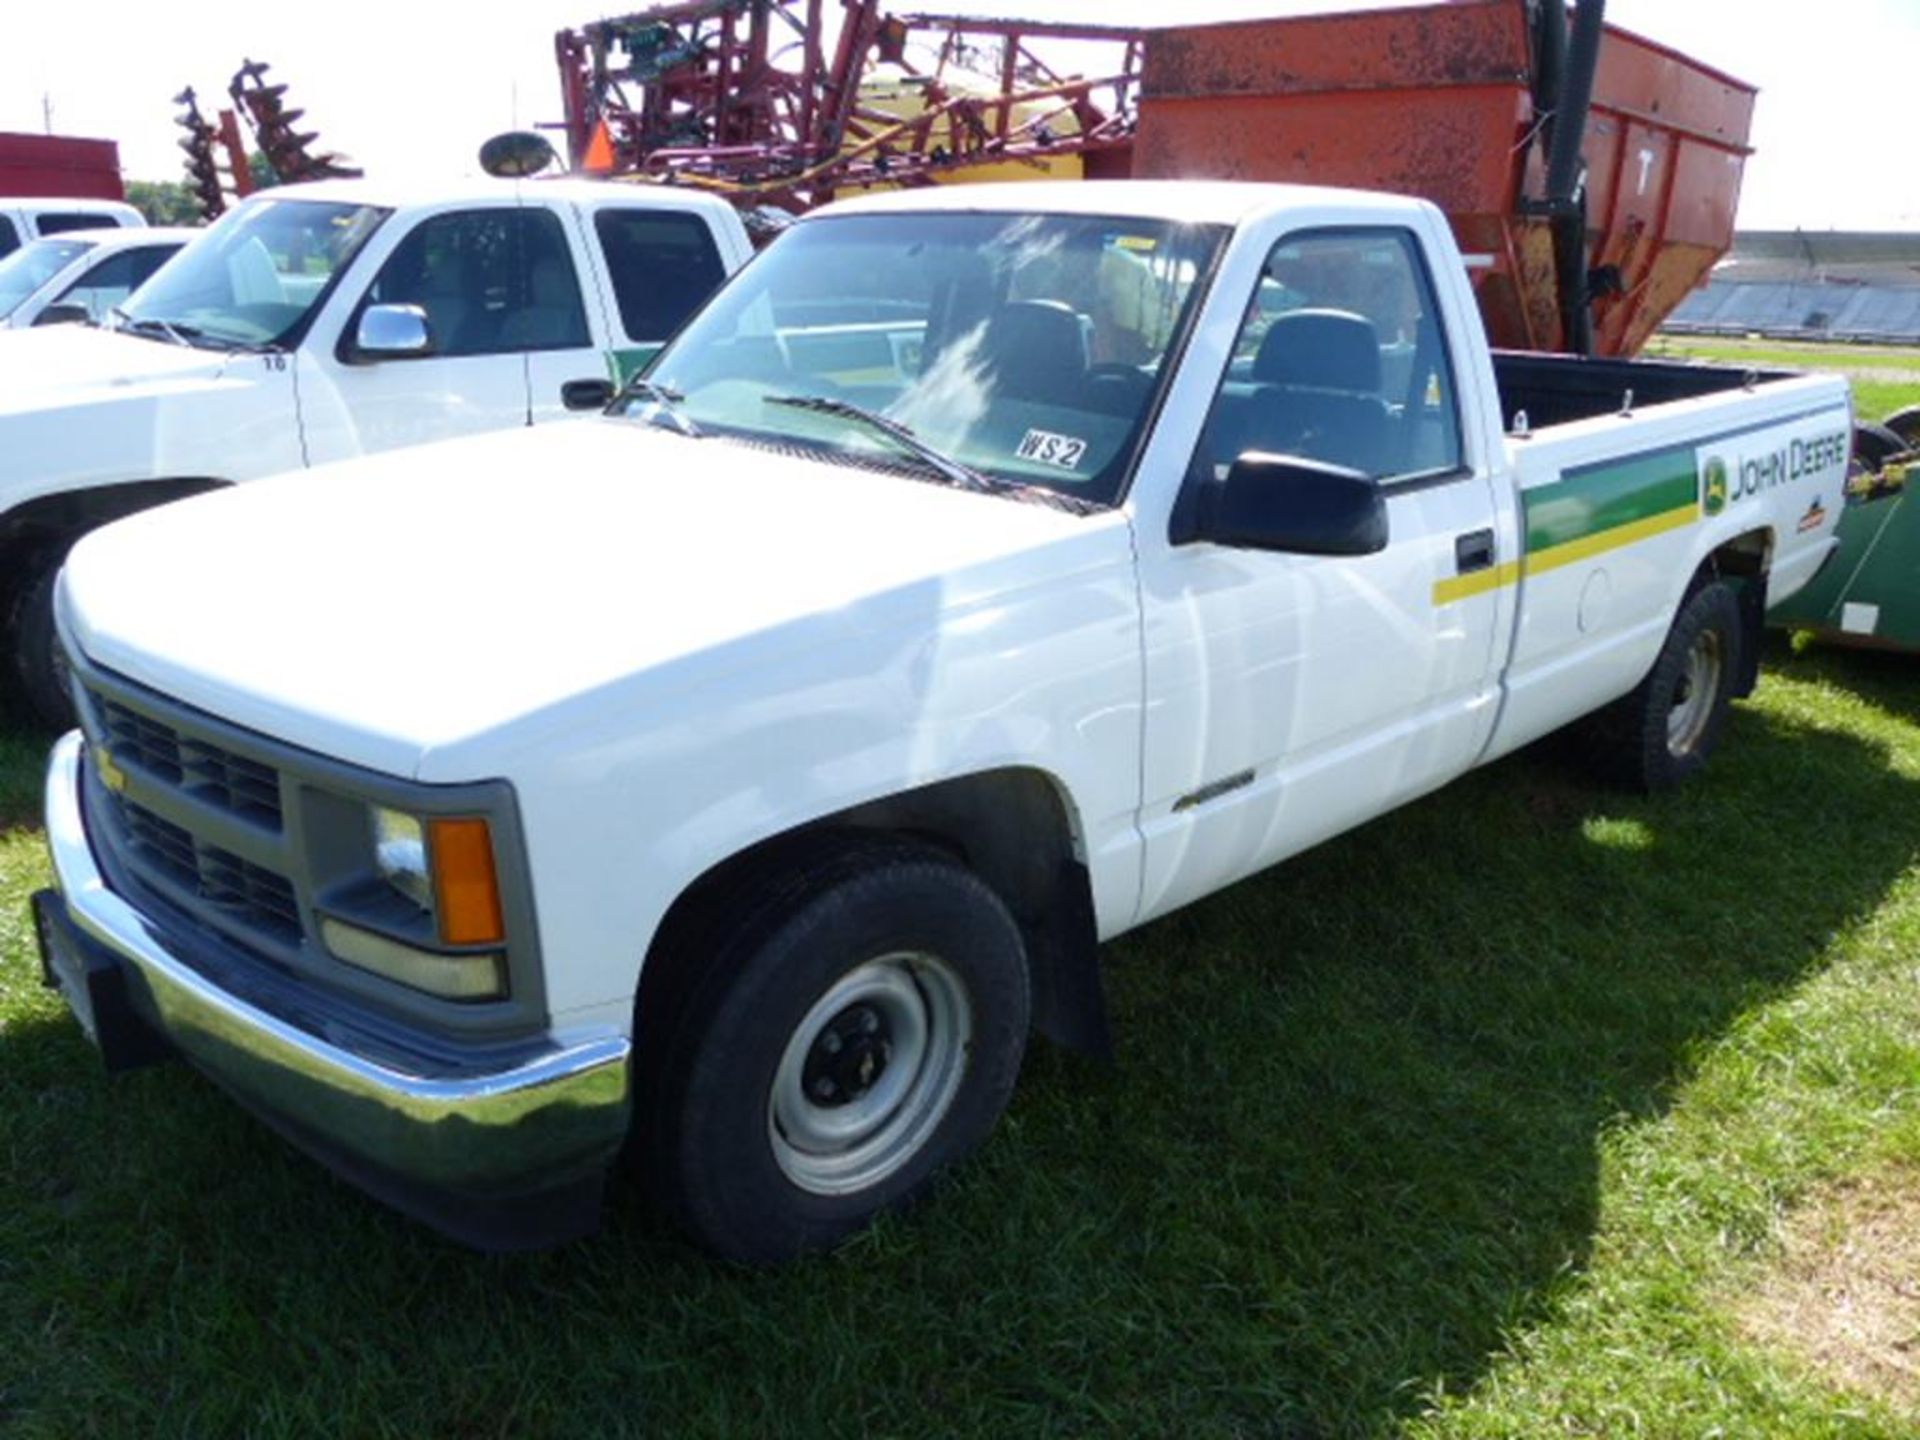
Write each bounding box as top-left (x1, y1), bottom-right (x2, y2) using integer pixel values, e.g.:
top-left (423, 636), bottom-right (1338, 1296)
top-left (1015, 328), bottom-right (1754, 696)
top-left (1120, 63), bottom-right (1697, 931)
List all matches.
top-left (237, 175), bottom-right (742, 220)
top-left (4, 197), bottom-right (144, 221)
top-left (811, 179), bottom-right (1436, 228)
top-left (34, 225), bottom-right (202, 250)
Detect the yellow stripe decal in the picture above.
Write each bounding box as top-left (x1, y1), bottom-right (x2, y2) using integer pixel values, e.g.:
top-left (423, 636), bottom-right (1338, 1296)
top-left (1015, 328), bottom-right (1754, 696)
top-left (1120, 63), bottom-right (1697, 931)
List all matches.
top-left (1431, 502), bottom-right (1698, 607)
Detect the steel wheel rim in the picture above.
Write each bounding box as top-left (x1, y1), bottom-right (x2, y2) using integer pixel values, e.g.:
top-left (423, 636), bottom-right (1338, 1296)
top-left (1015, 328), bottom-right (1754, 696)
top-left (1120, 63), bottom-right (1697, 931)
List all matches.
top-left (769, 952), bottom-right (972, 1196)
top-left (1667, 628), bottom-right (1723, 756)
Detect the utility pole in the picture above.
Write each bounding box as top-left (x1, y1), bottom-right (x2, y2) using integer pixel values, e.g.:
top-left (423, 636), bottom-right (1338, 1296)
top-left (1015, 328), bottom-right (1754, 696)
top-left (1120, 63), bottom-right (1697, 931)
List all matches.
top-left (42, 93), bottom-right (53, 135)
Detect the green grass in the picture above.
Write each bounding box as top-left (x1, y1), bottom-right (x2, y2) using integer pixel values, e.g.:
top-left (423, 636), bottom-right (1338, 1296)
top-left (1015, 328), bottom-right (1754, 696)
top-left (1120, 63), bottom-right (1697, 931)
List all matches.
top-left (1648, 335), bottom-right (1920, 426)
top-left (4, 650), bottom-right (1920, 1438)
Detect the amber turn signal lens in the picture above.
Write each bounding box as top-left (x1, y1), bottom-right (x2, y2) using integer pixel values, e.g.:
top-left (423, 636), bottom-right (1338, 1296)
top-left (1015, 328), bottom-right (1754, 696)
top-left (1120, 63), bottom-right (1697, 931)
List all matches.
top-left (428, 817), bottom-right (505, 946)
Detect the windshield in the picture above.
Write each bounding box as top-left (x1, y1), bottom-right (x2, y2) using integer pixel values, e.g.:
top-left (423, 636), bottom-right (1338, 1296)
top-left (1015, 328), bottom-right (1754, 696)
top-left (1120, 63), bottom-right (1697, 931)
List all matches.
top-left (0, 238), bottom-right (92, 317)
top-left (120, 198), bottom-right (388, 349)
top-left (644, 212), bottom-right (1226, 508)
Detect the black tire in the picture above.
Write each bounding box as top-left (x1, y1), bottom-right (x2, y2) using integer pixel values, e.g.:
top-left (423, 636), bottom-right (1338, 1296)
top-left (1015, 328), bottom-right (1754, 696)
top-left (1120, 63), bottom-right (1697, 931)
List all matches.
top-left (1882, 405), bottom-right (1920, 449)
top-left (646, 839), bottom-right (1030, 1263)
top-left (4, 547), bottom-right (74, 733)
top-left (1854, 420), bottom-right (1910, 474)
top-left (1581, 579), bottom-right (1743, 793)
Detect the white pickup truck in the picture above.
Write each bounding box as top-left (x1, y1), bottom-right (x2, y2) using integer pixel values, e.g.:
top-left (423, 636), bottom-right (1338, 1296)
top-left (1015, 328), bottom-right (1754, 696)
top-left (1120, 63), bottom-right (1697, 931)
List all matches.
top-left (0, 176), bottom-right (751, 726)
top-left (0, 197), bottom-right (145, 256)
top-left (33, 181), bottom-right (1851, 1260)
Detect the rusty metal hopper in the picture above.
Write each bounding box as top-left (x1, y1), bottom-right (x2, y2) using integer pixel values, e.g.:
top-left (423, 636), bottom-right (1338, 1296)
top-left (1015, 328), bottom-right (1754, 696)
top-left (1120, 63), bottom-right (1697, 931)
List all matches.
top-left (1131, 1), bottom-right (1755, 356)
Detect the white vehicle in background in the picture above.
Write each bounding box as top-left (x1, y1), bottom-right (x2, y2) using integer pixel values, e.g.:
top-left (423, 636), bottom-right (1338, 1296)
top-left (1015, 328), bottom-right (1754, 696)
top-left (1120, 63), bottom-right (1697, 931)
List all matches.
top-left (0, 176), bottom-right (753, 726)
top-left (0, 228), bottom-right (198, 330)
top-left (35, 181), bottom-right (1851, 1261)
top-left (0, 197), bottom-right (145, 257)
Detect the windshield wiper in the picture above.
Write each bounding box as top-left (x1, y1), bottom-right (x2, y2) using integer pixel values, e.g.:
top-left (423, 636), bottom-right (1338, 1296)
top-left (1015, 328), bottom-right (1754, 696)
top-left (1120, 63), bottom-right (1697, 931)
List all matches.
top-left (109, 307), bottom-right (200, 348)
top-left (762, 393), bottom-right (1096, 513)
top-left (763, 393), bottom-right (999, 496)
top-left (614, 377), bottom-right (702, 437)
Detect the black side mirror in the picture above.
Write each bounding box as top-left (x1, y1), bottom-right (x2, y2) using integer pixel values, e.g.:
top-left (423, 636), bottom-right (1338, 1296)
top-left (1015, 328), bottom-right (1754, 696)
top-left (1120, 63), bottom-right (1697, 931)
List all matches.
top-left (1181, 452), bottom-right (1388, 556)
top-left (33, 303), bottom-right (91, 327)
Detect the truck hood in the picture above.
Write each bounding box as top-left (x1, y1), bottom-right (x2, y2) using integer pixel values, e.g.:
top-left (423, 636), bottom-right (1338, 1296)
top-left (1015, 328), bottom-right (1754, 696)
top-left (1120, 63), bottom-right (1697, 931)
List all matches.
top-left (0, 322), bottom-right (240, 415)
top-left (62, 420), bottom-right (1132, 780)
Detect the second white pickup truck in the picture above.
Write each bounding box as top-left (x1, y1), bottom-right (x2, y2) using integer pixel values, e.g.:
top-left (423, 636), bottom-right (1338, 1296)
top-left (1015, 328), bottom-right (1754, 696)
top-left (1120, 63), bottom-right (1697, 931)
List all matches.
top-left (0, 176), bottom-right (751, 726)
top-left (34, 181), bottom-right (1851, 1260)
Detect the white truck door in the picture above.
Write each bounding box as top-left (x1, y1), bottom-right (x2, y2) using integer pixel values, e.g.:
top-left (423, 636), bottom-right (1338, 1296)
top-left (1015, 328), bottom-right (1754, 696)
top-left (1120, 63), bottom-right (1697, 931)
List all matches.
top-left (1130, 222), bottom-right (1508, 926)
top-left (565, 198), bottom-right (738, 393)
top-left (507, 196), bottom-right (615, 425)
top-left (296, 205), bottom-right (538, 463)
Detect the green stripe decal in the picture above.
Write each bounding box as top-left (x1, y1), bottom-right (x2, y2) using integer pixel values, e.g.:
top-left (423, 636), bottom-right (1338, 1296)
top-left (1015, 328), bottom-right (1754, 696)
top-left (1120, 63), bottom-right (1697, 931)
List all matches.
top-left (1524, 443), bottom-right (1699, 552)
top-left (609, 344), bottom-right (664, 387)
top-left (1432, 442), bottom-right (1702, 606)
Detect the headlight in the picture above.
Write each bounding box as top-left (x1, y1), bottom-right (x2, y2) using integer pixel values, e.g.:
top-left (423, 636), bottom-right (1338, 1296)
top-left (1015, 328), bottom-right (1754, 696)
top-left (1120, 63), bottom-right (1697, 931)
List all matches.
top-left (341, 806), bottom-right (509, 1000)
top-left (372, 807), bottom-right (432, 911)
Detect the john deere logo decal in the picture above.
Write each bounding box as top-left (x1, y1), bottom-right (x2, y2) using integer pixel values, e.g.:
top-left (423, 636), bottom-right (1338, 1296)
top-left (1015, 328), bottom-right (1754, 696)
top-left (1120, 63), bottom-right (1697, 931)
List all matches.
top-left (1702, 456), bottom-right (1729, 516)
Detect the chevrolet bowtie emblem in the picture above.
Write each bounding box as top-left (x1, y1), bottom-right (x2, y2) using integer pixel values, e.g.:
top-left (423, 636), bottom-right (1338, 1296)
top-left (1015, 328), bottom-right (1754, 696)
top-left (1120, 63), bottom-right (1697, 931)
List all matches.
top-left (94, 745), bottom-right (128, 795)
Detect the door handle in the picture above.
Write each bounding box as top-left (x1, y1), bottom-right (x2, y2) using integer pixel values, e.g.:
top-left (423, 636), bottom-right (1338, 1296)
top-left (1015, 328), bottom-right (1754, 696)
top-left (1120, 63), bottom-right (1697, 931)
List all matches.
top-left (1455, 528), bottom-right (1496, 573)
top-left (562, 378), bottom-right (616, 412)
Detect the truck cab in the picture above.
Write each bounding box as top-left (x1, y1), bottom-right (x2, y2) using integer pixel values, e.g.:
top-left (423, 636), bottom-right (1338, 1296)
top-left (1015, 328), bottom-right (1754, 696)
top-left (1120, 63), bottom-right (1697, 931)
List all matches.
top-left (0, 176), bottom-right (753, 725)
top-left (0, 197), bottom-right (145, 258)
top-left (0, 227), bottom-right (197, 330)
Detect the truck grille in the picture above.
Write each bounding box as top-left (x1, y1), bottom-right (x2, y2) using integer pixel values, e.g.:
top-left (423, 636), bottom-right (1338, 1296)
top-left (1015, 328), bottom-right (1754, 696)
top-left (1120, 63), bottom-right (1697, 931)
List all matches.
top-left (96, 693), bottom-right (284, 829)
top-left (80, 678), bottom-right (304, 955)
top-left (115, 795), bottom-right (302, 942)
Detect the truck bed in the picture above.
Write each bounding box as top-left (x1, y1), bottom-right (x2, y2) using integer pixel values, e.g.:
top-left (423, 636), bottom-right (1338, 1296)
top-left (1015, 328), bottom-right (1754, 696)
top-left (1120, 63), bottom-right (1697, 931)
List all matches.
top-left (1492, 352), bottom-right (1797, 434)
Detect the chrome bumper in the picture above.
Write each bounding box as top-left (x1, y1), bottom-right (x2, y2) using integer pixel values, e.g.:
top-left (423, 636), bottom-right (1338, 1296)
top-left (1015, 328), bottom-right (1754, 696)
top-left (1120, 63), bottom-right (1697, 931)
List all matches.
top-left (42, 732), bottom-right (632, 1248)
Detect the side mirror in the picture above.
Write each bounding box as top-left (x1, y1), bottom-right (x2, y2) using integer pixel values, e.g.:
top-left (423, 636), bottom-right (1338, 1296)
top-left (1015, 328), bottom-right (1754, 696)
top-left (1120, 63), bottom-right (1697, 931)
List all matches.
top-left (353, 303), bottom-right (435, 361)
top-left (33, 303), bottom-right (91, 327)
top-left (1185, 452), bottom-right (1388, 555)
top-left (478, 131), bottom-right (558, 178)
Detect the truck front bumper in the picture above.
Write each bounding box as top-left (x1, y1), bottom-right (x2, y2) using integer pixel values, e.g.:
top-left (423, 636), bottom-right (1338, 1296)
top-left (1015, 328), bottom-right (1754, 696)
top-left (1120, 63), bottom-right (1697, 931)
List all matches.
top-left (37, 731), bottom-right (633, 1250)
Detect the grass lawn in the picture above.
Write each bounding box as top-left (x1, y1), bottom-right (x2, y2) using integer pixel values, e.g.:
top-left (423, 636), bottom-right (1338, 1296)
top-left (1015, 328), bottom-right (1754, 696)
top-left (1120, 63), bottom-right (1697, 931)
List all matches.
top-left (1647, 335), bottom-right (1920, 427)
top-left (3, 349), bottom-right (1919, 1437)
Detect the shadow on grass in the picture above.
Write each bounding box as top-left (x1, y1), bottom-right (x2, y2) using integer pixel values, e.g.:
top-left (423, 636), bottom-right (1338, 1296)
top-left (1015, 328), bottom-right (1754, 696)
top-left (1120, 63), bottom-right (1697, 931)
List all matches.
top-left (0, 725), bottom-right (54, 837)
top-left (2, 655), bottom-right (1917, 1438)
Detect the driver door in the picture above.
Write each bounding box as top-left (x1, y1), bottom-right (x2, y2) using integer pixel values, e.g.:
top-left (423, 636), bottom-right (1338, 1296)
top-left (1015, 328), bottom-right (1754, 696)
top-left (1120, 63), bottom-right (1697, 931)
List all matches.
top-left (297, 205), bottom-right (538, 464)
top-left (1130, 223), bottom-right (1508, 925)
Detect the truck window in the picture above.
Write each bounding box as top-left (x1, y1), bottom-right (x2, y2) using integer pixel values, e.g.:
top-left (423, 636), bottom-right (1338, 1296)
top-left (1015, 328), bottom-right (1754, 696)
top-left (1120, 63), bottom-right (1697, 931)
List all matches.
top-left (0, 238), bottom-right (92, 319)
top-left (123, 198), bottom-right (388, 349)
top-left (594, 209), bottom-right (726, 342)
top-left (1197, 228), bottom-right (1463, 483)
top-left (363, 208), bottom-right (589, 358)
top-left (53, 244), bottom-right (185, 323)
top-left (647, 212), bottom-right (1225, 509)
top-left (34, 213), bottom-right (121, 237)
top-left (0, 216), bottom-right (18, 259)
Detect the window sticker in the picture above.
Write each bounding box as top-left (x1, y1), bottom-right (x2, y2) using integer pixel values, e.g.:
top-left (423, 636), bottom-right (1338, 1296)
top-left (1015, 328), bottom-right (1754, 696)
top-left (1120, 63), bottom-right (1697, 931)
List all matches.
top-left (1016, 429), bottom-right (1088, 471)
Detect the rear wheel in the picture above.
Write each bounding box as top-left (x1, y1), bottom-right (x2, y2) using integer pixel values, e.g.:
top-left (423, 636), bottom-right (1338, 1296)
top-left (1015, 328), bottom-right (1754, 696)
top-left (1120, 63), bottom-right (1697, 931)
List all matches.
top-left (646, 840), bottom-right (1030, 1263)
top-left (4, 547), bottom-right (74, 732)
top-left (1854, 419), bottom-right (1911, 475)
top-left (1582, 579), bottom-right (1743, 792)
top-left (1881, 405), bottom-right (1920, 449)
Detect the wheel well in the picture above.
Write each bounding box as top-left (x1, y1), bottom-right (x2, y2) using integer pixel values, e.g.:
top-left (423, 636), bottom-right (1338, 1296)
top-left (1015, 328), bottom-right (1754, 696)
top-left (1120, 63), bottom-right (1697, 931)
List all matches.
top-left (1698, 527), bottom-right (1771, 697)
top-left (636, 768), bottom-right (1110, 1062)
top-left (0, 478), bottom-right (230, 601)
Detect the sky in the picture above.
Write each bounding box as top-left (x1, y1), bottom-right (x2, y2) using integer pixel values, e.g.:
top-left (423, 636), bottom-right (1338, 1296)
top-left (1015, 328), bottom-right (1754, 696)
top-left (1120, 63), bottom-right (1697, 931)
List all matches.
top-left (3, 0), bottom-right (1914, 231)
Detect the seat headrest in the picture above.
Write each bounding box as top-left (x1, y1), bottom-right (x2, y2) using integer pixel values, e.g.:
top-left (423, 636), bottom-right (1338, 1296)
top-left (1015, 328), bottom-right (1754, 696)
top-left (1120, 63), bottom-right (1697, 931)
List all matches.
top-left (979, 299), bottom-right (1088, 394)
top-left (529, 257), bottom-right (573, 308)
top-left (1253, 308), bottom-right (1382, 393)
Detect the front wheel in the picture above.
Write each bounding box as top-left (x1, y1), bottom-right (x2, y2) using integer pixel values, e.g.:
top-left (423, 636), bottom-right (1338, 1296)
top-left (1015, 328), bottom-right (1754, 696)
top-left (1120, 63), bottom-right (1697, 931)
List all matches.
top-left (646, 841), bottom-right (1030, 1263)
top-left (1582, 579), bottom-right (1743, 792)
top-left (4, 547), bottom-right (75, 732)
